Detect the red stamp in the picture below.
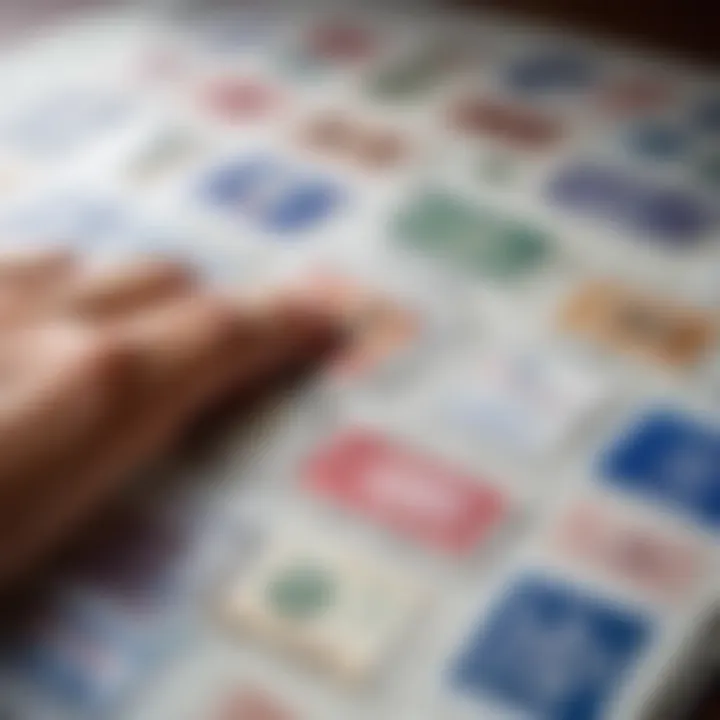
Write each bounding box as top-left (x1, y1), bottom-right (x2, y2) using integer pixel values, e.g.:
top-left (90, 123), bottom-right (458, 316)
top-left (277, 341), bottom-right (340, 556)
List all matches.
top-left (307, 22), bottom-right (375, 62)
top-left (212, 687), bottom-right (294, 720)
top-left (304, 429), bottom-right (509, 555)
top-left (201, 77), bottom-right (280, 123)
top-left (449, 95), bottom-right (564, 151)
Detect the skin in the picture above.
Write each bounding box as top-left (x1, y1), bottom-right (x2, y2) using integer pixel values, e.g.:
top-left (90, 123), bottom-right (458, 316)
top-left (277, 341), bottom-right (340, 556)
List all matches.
top-left (0, 248), bottom-right (339, 593)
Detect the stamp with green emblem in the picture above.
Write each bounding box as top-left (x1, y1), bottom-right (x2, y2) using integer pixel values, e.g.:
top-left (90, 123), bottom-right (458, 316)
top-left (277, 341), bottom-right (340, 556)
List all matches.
top-left (393, 189), bottom-right (550, 278)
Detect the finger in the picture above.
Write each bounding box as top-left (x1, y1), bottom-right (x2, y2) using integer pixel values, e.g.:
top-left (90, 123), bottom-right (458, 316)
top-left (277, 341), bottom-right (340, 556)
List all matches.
top-left (0, 249), bottom-right (78, 328)
top-left (0, 293), bottom-right (340, 586)
top-left (0, 248), bottom-right (75, 286)
top-left (113, 294), bottom-right (253, 387)
top-left (59, 257), bottom-right (197, 322)
top-left (0, 323), bottom-right (130, 500)
top-left (95, 290), bottom-right (341, 462)
top-left (176, 293), bottom-right (344, 446)
top-left (225, 292), bottom-right (343, 384)
top-left (111, 290), bottom-right (339, 392)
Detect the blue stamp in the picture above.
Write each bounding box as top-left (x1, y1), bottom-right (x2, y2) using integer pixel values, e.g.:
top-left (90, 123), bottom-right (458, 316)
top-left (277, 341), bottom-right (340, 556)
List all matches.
top-left (629, 185), bottom-right (713, 241)
top-left (547, 162), bottom-right (714, 245)
top-left (7, 574), bottom-right (185, 716)
top-left (264, 177), bottom-right (341, 232)
top-left (199, 155), bottom-right (343, 233)
top-left (505, 49), bottom-right (597, 94)
top-left (623, 121), bottom-right (689, 161)
top-left (601, 410), bottom-right (720, 530)
top-left (9, 596), bottom-right (147, 714)
top-left (450, 576), bottom-right (652, 720)
top-left (201, 155), bottom-right (276, 207)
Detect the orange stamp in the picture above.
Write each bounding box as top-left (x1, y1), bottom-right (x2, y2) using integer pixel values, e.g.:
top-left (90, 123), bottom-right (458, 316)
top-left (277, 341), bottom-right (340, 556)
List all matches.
top-left (558, 280), bottom-right (716, 368)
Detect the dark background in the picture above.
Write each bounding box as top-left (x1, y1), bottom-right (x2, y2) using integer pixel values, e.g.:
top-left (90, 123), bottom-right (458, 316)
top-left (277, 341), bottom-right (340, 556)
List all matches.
top-left (452, 0), bottom-right (718, 64)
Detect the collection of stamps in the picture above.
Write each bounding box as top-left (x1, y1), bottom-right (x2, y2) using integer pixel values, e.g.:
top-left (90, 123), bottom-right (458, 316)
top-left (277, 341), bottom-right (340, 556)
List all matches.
top-left (0, 4), bottom-right (718, 720)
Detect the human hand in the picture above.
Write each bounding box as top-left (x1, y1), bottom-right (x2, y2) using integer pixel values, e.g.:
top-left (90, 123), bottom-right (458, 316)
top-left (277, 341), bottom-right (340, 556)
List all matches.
top-left (0, 249), bottom-right (338, 591)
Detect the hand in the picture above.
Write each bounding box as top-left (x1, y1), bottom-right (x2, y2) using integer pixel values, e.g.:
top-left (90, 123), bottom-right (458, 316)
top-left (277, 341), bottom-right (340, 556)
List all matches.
top-left (0, 249), bottom-right (338, 591)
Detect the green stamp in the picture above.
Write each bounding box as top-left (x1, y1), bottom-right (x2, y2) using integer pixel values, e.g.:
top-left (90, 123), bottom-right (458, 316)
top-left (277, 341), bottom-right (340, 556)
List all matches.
top-left (368, 46), bottom-right (457, 101)
top-left (393, 189), bottom-right (550, 278)
top-left (266, 561), bottom-right (337, 621)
